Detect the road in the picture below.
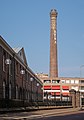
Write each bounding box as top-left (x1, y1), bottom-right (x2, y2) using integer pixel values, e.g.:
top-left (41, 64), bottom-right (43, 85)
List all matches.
top-left (34, 112), bottom-right (84, 120)
top-left (0, 108), bottom-right (84, 120)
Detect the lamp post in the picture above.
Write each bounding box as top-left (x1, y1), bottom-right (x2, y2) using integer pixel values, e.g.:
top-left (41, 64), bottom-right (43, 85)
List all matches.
top-left (37, 83), bottom-right (39, 105)
top-left (5, 58), bottom-right (11, 108)
top-left (30, 77), bottom-right (34, 103)
top-left (20, 70), bottom-right (25, 107)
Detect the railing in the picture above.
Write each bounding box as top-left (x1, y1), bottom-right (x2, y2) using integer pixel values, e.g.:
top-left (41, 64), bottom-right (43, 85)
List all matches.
top-left (0, 99), bottom-right (72, 108)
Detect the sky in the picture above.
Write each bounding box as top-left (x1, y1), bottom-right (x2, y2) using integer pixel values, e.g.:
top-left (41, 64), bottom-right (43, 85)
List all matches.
top-left (0, 0), bottom-right (84, 77)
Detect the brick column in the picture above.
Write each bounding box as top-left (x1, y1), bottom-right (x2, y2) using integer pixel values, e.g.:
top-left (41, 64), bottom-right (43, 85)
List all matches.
top-left (76, 91), bottom-right (80, 108)
top-left (70, 89), bottom-right (76, 108)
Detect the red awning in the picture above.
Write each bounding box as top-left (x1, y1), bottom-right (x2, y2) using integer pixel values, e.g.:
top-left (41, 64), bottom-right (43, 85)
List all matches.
top-left (62, 92), bottom-right (69, 96)
top-left (52, 85), bottom-right (60, 90)
top-left (44, 85), bottom-right (51, 90)
top-left (62, 86), bottom-right (69, 90)
top-left (51, 92), bottom-right (60, 96)
top-left (56, 92), bottom-right (60, 95)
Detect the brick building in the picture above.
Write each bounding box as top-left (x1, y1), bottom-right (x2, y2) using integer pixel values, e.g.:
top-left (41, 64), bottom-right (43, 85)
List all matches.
top-left (0, 36), bottom-right (43, 107)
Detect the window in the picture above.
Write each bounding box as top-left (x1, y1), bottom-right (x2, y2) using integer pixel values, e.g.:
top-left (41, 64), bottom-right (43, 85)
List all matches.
top-left (3, 81), bottom-right (5, 99)
top-left (16, 62), bottom-right (18, 74)
top-left (20, 52), bottom-right (22, 56)
top-left (71, 86), bottom-right (78, 91)
top-left (61, 80), bottom-right (65, 83)
top-left (52, 80), bottom-right (60, 83)
top-left (52, 80), bottom-right (57, 83)
top-left (80, 86), bottom-right (84, 90)
top-left (3, 53), bottom-right (6, 71)
top-left (9, 63), bottom-right (12, 75)
top-left (9, 83), bottom-right (11, 99)
top-left (44, 80), bottom-right (51, 83)
top-left (66, 80), bottom-right (70, 84)
top-left (71, 80), bottom-right (74, 84)
top-left (80, 80), bottom-right (84, 84)
top-left (16, 85), bottom-right (18, 99)
top-left (75, 80), bottom-right (79, 84)
top-left (57, 80), bottom-right (60, 83)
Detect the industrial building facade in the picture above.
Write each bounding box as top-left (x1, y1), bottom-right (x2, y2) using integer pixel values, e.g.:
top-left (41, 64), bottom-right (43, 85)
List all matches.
top-left (0, 36), bottom-right (43, 107)
top-left (37, 74), bottom-right (84, 103)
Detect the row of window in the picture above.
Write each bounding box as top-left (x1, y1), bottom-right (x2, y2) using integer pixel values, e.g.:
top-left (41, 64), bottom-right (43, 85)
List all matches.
top-left (61, 80), bottom-right (79, 84)
top-left (44, 79), bottom-right (79, 84)
top-left (44, 80), bottom-right (60, 83)
top-left (3, 81), bottom-right (42, 100)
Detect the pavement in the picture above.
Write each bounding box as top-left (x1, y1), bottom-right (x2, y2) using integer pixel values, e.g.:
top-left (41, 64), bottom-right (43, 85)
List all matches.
top-left (0, 106), bottom-right (73, 113)
top-left (0, 107), bottom-right (83, 120)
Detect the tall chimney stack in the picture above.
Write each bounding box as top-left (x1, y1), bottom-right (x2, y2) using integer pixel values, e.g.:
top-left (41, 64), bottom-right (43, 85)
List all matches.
top-left (49, 9), bottom-right (58, 78)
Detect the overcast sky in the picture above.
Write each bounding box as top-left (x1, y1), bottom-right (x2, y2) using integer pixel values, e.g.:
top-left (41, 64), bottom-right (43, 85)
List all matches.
top-left (0, 0), bottom-right (84, 77)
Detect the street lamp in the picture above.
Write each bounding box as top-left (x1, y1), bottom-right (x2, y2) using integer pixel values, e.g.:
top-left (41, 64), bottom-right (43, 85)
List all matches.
top-left (30, 77), bottom-right (34, 103)
top-left (5, 58), bottom-right (11, 108)
top-left (20, 69), bottom-right (25, 106)
top-left (37, 83), bottom-right (39, 104)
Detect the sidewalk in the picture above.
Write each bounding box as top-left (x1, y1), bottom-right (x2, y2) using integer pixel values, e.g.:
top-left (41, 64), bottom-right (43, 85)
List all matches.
top-left (0, 105), bottom-right (80, 113)
top-left (0, 107), bottom-right (82, 120)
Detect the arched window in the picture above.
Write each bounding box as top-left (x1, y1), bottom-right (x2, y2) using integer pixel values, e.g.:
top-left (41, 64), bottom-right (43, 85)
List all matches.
top-left (16, 85), bottom-right (18, 99)
top-left (19, 87), bottom-right (22, 100)
top-left (3, 81), bottom-right (5, 99)
top-left (9, 83), bottom-right (11, 99)
top-left (25, 89), bottom-right (27, 100)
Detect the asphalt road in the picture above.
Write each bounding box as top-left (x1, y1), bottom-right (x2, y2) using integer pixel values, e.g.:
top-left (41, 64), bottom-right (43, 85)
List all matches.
top-left (34, 112), bottom-right (84, 120)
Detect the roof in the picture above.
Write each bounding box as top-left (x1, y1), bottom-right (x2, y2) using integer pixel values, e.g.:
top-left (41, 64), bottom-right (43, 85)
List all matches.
top-left (13, 47), bottom-right (22, 53)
